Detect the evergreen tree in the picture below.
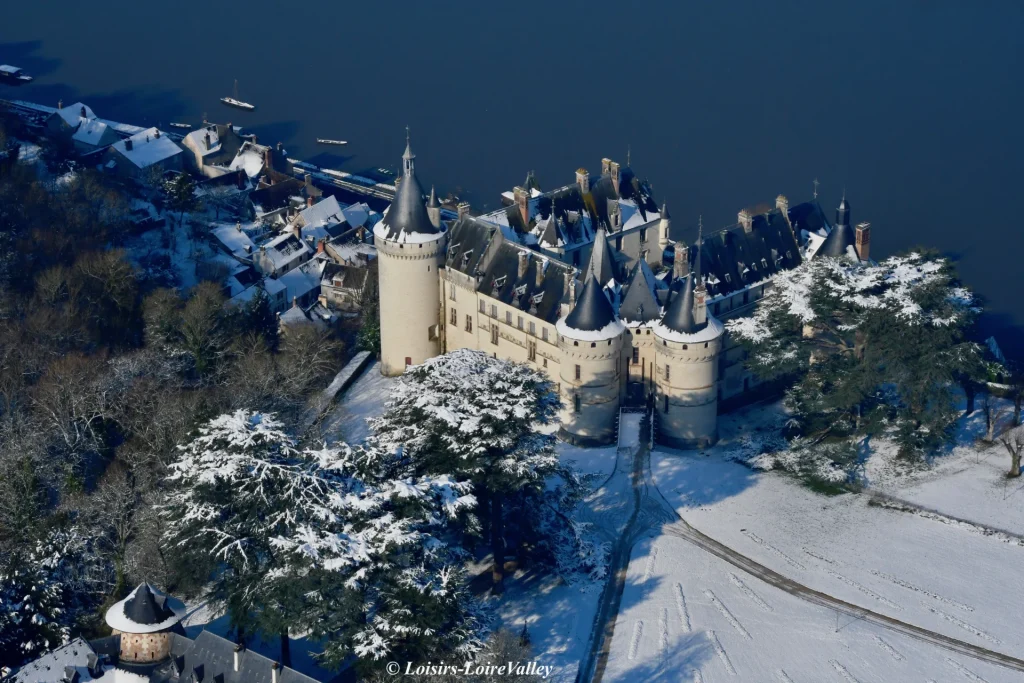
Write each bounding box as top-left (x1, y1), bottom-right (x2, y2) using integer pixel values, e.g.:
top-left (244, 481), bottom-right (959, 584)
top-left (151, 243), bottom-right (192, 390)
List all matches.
top-left (728, 251), bottom-right (983, 460)
top-left (162, 410), bottom-right (482, 674)
top-left (357, 259), bottom-right (381, 356)
top-left (241, 286), bottom-right (279, 352)
top-left (369, 349), bottom-right (605, 590)
top-left (164, 172), bottom-right (198, 229)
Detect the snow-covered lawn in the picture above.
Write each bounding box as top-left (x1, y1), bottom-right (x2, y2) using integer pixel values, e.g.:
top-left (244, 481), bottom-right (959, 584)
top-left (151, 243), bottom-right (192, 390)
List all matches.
top-left (320, 360), bottom-right (395, 444)
top-left (600, 444), bottom-right (1024, 682)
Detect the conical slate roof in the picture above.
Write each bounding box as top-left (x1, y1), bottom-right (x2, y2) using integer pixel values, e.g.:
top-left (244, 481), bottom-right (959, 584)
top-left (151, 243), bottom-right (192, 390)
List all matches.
top-left (564, 273), bottom-right (617, 332)
top-left (427, 185), bottom-right (439, 208)
top-left (660, 275), bottom-right (701, 334)
top-left (619, 260), bottom-right (660, 324)
top-left (378, 139), bottom-right (438, 239)
top-left (585, 226), bottom-right (618, 286)
top-left (105, 583), bottom-right (186, 634)
top-left (818, 222), bottom-right (856, 258)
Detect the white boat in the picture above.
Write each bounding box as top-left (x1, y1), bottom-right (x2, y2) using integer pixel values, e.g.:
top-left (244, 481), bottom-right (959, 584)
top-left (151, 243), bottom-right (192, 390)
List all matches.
top-left (220, 79), bottom-right (255, 111)
top-left (316, 138), bottom-right (348, 146)
top-left (169, 122), bottom-right (191, 129)
top-left (0, 65), bottom-right (33, 84)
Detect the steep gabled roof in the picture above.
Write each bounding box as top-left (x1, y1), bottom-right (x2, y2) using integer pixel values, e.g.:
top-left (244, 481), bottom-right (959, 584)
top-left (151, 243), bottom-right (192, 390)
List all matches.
top-left (564, 272), bottom-right (616, 332)
top-left (619, 259), bottom-right (661, 324)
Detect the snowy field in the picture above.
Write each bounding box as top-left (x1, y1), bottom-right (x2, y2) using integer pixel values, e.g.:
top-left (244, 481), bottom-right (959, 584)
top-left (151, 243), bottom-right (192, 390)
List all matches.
top-left (601, 442), bottom-right (1024, 682)
top-left (320, 360), bottom-right (396, 444)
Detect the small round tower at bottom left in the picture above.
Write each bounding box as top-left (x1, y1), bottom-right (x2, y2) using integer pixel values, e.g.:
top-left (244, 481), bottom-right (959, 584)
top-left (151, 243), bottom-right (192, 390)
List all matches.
top-left (556, 320), bottom-right (625, 446)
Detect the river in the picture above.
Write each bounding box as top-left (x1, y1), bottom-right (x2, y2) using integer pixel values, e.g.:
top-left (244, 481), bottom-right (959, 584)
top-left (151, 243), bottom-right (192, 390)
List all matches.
top-left (2, 0), bottom-right (1022, 354)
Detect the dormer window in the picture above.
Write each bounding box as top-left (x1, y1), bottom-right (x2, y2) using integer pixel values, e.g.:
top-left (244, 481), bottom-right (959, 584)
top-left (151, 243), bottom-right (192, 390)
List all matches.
top-left (493, 275), bottom-right (507, 289)
top-left (514, 284), bottom-right (527, 297)
top-left (761, 258), bottom-right (768, 269)
top-left (724, 273), bottom-right (732, 283)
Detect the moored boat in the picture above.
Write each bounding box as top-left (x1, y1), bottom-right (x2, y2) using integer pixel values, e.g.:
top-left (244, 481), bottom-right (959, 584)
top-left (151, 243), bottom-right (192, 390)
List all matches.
top-left (0, 65), bottom-right (33, 84)
top-left (316, 138), bottom-right (348, 146)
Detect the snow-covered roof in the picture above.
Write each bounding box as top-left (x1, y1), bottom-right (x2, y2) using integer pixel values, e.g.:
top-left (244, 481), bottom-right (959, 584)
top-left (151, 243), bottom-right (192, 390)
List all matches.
top-left (183, 126), bottom-right (222, 157)
top-left (104, 583), bottom-right (186, 634)
top-left (651, 313), bottom-right (724, 344)
top-left (298, 195), bottom-right (344, 228)
top-left (341, 202), bottom-right (371, 228)
top-left (10, 638), bottom-right (97, 682)
top-left (212, 223), bottom-right (257, 259)
top-left (110, 128), bottom-right (183, 169)
top-left (259, 232), bottom-right (313, 271)
top-left (278, 259), bottom-right (325, 301)
top-left (556, 315), bottom-right (625, 342)
top-left (229, 146), bottom-right (265, 178)
top-left (71, 118), bottom-right (112, 146)
top-left (53, 102), bottom-right (95, 127)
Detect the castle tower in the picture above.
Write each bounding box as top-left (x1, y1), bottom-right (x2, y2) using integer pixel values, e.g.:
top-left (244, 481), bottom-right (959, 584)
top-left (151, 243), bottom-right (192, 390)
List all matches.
top-left (653, 223), bottom-right (724, 448)
top-left (427, 185), bottom-right (441, 229)
top-left (556, 272), bottom-right (625, 445)
top-left (105, 583), bottom-right (187, 666)
top-left (658, 202), bottom-right (671, 254)
top-left (373, 133), bottom-right (447, 376)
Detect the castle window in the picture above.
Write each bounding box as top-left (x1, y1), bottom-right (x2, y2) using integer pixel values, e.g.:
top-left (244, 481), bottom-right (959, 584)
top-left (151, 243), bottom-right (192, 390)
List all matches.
top-left (663, 395), bottom-right (669, 413)
top-left (683, 344), bottom-right (688, 350)
top-left (406, 357), bottom-right (412, 367)
top-left (640, 249), bottom-right (649, 261)
top-left (574, 393), bottom-right (581, 413)
top-left (632, 348), bottom-right (639, 364)
top-left (517, 316), bottom-right (524, 330)
top-left (761, 258), bottom-right (768, 269)
top-left (639, 228), bottom-right (647, 243)
top-left (427, 265), bottom-right (430, 271)
top-left (724, 273), bottom-right (732, 283)
top-left (490, 304), bottom-right (497, 317)
top-left (506, 311), bottom-right (512, 324)
top-left (591, 342), bottom-right (596, 348)
top-left (465, 315), bottom-right (473, 333)
top-left (543, 358), bottom-right (548, 368)
top-left (529, 321), bottom-right (536, 335)
top-left (491, 325), bottom-right (499, 345)
top-left (542, 328), bottom-right (549, 342)
top-left (574, 341), bottom-right (578, 346)
top-left (528, 341), bottom-right (536, 361)
top-left (575, 364), bottom-right (581, 380)
top-left (449, 285), bottom-right (455, 301)
top-left (450, 308), bottom-right (457, 326)
top-left (665, 365), bottom-right (670, 380)
top-left (479, 300), bottom-right (486, 313)
top-left (704, 342), bottom-right (709, 348)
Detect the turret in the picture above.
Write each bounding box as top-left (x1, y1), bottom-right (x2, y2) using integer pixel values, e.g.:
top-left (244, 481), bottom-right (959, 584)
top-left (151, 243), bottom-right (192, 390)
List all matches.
top-left (427, 185), bottom-right (441, 229)
top-left (653, 219), bottom-right (724, 448)
top-left (817, 194), bottom-right (856, 259)
top-left (373, 131), bottom-right (447, 376)
top-left (658, 203), bottom-right (671, 253)
top-left (105, 583), bottom-right (186, 666)
top-left (556, 273), bottom-right (625, 445)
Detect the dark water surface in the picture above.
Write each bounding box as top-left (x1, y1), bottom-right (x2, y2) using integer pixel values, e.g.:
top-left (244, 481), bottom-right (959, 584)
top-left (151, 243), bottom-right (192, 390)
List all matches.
top-left (2, 1), bottom-right (1022, 352)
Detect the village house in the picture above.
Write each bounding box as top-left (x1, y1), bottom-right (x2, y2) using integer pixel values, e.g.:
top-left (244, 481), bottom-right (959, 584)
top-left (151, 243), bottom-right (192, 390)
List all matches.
top-left (44, 101), bottom-right (95, 135)
top-left (70, 118), bottom-right (119, 154)
top-left (320, 261), bottom-right (369, 312)
top-left (104, 127), bottom-right (184, 181)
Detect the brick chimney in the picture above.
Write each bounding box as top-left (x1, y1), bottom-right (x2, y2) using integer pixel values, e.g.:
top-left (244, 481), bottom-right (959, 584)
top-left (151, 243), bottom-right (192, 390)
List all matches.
top-left (535, 258), bottom-right (546, 288)
top-left (775, 194), bottom-right (789, 215)
top-left (264, 148), bottom-right (273, 173)
top-left (518, 251), bottom-right (529, 280)
top-left (513, 186), bottom-right (529, 225)
top-left (317, 238), bottom-right (325, 254)
top-left (204, 132), bottom-right (211, 150)
top-left (292, 222), bottom-right (302, 240)
top-left (124, 138), bottom-right (133, 151)
top-left (673, 242), bottom-right (689, 279)
top-left (738, 209), bottom-right (753, 233)
top-left (457, 201), bottom-right (471, 219)
top-left (855, 222), bottom-right (871, 261)
top-left (576, 168), bottom-right (590, 194)
top-left (601, 158), bottom-right (612, 176)
top-left (609, 160), bottom-right (620, 192)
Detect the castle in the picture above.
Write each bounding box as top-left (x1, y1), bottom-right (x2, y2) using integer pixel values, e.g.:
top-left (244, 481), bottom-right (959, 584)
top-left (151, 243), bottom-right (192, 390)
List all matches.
top-left (373, 137), bottom-right (870, 447)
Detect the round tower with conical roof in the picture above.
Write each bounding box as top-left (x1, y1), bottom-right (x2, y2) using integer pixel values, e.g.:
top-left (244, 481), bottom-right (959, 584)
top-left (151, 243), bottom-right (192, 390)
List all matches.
top-left (653, 222), bottom-right (724, 448)
top-left (556, 272), bottom-right (625, 445)
top-left (374, 133), bottom-right (447, 376)
top-left (105, 583), bottom-right (186, 665)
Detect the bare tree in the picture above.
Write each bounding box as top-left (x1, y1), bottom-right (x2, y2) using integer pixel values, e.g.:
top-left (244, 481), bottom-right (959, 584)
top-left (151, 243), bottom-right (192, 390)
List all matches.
top-left (1000, 426), bottom-right (1024, 478)
top-left (982, 393), bottom-right (1009, 443)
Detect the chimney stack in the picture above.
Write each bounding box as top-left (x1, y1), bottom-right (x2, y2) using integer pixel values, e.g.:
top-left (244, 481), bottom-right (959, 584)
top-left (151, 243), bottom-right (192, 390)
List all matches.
top-left (855, 222), bottom-right (871, 261)
top-left (80, 105), bottom-right (87, 119)
top-left (513, 186), bottom-right (529, 225)
top-left (264, 148), bottom-right (273, 173)
top-left (775, 194), bottom-right (789, 215)
top-left (291, 297), bottom-right (298, 309)
top-left (569, 276), bottom-right (577, 307)
top-left (601, 158), bottom-right (611, 176)
top-left (235, 221), bottom-right (242, 232)
top-left (738, 209), bottom-right (753, 233)
top-left (204, 132), bottom-right (211, 150)
top-left (293, 222), bottom-right (302, 240)
top-left (233, 645), bottom-right (243, 672)
top-left (271, 662), bottom-right (280, 683)
top-left (457, 201), bottom-right (471, 219)
top-left (658, 203), bottom-right (672, 252)
top-left (306, 196), bottom-right (314, 208)
top-left (575, 167), bottom-right (590, 194)
top-left (125, 138), bottom-right (133, 151)
top-left (317, 238), bottom-right (326, 255)
top-left (536, 258), bottom-right (546, 288)
top-left (276, 141), bottom-right (283, 151)
top-left (673, 242), bottom-right (689, 280)
top-left (609, 160), bottom-right (620, 191)
top-left (57, 99), bottom-right (63, 110)
top-left (518, 251), bottom-right (529, 280)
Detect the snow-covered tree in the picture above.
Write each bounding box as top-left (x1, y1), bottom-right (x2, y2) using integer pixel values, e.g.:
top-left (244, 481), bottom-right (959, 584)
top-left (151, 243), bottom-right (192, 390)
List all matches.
top-left (368, 349), bottom-right (603, 589)
top-left (728, 252), bottom-right (983, 459)
top-left (1000, 425), bottom-right (1024, 478)
top-left (0, 528), bottom-right (102, 669)
top-left (162, 410), bottom-right (482, 673)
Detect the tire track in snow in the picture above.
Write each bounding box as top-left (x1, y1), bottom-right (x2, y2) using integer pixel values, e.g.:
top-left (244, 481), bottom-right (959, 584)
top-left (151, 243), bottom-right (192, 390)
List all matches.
top-left (802, 547), bottom-right (837, 565)
top-left (675, 583), bottom-right (691, 633)
top-left (870, 569), bottom-right (975, 612)
top-left (659, 607), bottom-right (669, 655)
top-left (643, 545), bottom-right (659, 583)
top-left (704, 589), bottom-right (751, 639)
top-left (873, 634), bottom-right (905, 661)
top-left (741, 529), bottom-right (806, 570)
top-left (829, 659), bottom-right (863, 683)
top-left (946, 657), bottom-right (990, 682)
top-left (692, 670), bottom-right (705, 683)
top-left (627, 620), bottom-right (644, 660)
top-left (928, 607), bottom-right (1001, 645)
top-left (706, 630), bottom-right (736, 675)
top-left (824, 567), bottom-right (902, 610)
top-left (775, 670), bottom-right (795, 683)
top-left (729, 572), bottom-right (773, 612)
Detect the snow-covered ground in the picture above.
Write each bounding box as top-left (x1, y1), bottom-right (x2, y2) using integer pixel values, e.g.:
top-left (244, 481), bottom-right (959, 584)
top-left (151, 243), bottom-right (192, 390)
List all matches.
top-left (601, 433), bottom-right (1024, 682)
top-left (320, 359), bottom-right (395, 444)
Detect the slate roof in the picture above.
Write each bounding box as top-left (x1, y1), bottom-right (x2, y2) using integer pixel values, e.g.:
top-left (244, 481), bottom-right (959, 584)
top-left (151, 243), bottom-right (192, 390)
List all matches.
top-left (149, 630), bottom-right (325, 683)
top-left (378, 142), bottom-right (438, 239)
top-left (111, 128), bottom-right (182, 169)
top-left (11, 638), bottom-right (96, 682)
top-left (661, 275), bottom-right (699, 334)
top-left (687, 207), bottom-right (802, 299)
top-left (124, 584), bottom-right (178, 626)
top-left (585, 227), bottom-right (620, 285)
top-left (564, 272), bottom-right (616, 332)
top-left (817, 198), bottom-right (856, 258)
top-left (619, 259), bottom-right (661, 324)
